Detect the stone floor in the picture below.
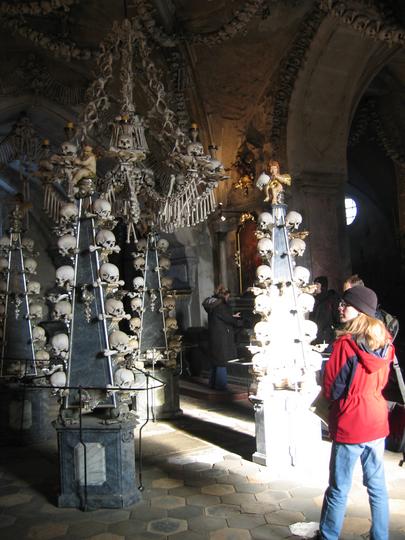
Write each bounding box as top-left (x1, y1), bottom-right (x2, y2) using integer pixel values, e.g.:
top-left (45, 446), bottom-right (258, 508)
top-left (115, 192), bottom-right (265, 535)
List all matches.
top-left (1, 390), bottom-right (405, 540)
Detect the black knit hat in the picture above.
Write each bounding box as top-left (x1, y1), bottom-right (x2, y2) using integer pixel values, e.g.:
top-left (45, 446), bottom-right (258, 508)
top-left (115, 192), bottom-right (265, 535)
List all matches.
top-left (342, 286), bottom-right (377, 317)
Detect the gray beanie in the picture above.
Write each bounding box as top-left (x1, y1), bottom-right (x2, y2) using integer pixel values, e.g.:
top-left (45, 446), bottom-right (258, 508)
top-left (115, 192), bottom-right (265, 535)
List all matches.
top-left (342, 286), bottom-right (377, 317)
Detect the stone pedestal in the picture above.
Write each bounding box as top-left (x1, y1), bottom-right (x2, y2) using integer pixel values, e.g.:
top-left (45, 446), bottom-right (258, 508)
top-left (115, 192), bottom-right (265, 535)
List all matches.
top-left (55, 415), bottom-right (140, 509)
top-left (252, 390), bottom-right (321, 469)
top-left (0, 384), bottom-right (57, 446)
top-left (133, 368), bottom-right (182, 420)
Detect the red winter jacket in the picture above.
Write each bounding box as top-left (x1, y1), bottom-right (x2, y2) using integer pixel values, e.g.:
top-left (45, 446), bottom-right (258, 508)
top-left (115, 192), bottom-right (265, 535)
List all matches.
top-left (323, 334), bottom-right (394, 444)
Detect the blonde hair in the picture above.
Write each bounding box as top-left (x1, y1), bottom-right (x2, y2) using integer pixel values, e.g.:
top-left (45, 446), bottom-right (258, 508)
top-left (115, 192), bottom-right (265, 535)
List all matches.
top-left (337, 313), bottom-right (389, 350)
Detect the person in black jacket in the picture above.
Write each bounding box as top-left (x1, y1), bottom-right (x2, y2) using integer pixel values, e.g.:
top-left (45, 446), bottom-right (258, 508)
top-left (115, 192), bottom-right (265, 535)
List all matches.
top-left (202, 285), bottom-right (243, 390)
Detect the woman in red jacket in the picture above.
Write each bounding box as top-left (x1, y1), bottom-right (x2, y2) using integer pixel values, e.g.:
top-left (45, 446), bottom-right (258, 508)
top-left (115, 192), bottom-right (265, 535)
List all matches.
top-left (318, 286), bottom-right (395, 540)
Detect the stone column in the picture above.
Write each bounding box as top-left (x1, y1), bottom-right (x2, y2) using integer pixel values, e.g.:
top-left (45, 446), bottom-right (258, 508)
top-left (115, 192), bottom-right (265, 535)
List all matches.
top-left (295, 173), bottom-right (351, 291)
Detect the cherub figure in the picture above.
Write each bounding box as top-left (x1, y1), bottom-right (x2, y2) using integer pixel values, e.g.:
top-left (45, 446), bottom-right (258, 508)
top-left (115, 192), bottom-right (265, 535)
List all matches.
top-left (264, 160), bottom-right (291, 204)
top-left (73, 145), bottom-right (96, 185)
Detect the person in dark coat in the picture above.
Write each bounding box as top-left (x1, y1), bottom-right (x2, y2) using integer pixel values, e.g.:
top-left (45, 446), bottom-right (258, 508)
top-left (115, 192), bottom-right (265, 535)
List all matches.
top-left (310, 276), bottom-right (341, 346)
top-left (202, 285), bottom-right (242, 390)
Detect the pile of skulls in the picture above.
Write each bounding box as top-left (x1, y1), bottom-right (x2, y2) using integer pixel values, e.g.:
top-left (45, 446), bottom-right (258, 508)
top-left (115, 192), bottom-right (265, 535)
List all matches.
top-left (0, 232), bottom-right (48, 378)
top-left (249, 209), bottom-right (322, 395)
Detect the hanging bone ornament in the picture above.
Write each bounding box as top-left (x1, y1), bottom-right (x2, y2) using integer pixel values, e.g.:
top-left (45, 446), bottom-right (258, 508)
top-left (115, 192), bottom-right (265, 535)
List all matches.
top-left (55, 265), bottom-right (75, 289)
top-left (156, 255), bottom-right (171, 272)
top-left (285, 211), bottom-right (303, 230)
top-left (130, 297), bottom-right (143, 313)
top-left (257, 237), bottom-right (273, 259)
top-left (293, 266), bottom-right (310, 287)
top-left (132, 276), bottom-right (144, 292)
top-left (129, 316), bottom-right (141, 333)
top-left (257, 212), bottom-right (274, 232)
top-left (57, 234), bottom-right (77, 257)
top-left (256, 264), bottom-right (272, 284)
top-left (254, 293), bottom-right (272, 316)
top-left (133, 256), bottom-right (145, 271)
top-left (27, 281), bottom-right (41, 295)
top-left (50, 333), bottom-right (69, 358)
top-left (254, 320), bottom-right (272, 345)
top-left (52, 300), bottom-right (72, 322)
top-left (156, 238), bottom-right (169, 253)
top-left (296, 292), bottom-right (315, 314)
top-left (289, 238), bottom-right (306, 258)
top-left (302, 320), bottom-right (318, 343)
top-left (24, 258), bottom-right (38, 274)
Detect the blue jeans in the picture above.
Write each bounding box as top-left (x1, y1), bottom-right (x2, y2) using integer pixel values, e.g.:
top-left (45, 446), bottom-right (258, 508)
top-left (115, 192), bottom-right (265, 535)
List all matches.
top-left (209, 367), bottom-right (227, 390)
top-left (319, 438), bottom-right (388, 540)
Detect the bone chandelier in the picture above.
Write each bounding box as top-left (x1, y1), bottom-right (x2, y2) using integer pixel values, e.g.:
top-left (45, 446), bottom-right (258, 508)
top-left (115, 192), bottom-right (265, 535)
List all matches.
top-left (36, 17), bottom-right (228, 241)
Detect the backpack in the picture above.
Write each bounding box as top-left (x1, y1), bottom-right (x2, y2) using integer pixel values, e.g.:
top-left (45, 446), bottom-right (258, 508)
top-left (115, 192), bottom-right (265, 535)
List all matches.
top-left (378, 308), bottom-right (399, 341)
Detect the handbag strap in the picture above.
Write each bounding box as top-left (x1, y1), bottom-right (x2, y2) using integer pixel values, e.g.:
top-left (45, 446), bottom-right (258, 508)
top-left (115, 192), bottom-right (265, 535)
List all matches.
top-left (393, 356), bottom-right (405, 405)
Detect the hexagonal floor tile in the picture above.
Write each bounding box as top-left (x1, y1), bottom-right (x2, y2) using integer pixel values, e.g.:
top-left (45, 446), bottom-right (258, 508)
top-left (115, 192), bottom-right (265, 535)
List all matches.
top-left (26, 522), bottom-right (69, 540)
top-left (150, 495), bottom-right (185, 510)
top-left (201, 484), bottom-right (235, 496)
top-left (152, 478), bottom-right (184, 489)
top-left (205, 504), bottom-right (241, 518)
top-left (209, 527), bottom-right (251, 540)
top-left (147, 517), bottom-right (187, 536)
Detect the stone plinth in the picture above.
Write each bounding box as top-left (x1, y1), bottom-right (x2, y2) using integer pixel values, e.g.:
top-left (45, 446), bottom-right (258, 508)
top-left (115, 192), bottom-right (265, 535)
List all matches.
top-left (55, 414), bottom-right (140, 509)
top-left (252, 389), bottom-right (321, 469)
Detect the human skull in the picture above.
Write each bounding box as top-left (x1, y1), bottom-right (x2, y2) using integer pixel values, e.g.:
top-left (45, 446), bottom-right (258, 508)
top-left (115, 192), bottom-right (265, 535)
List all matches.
top-left (55, 265), bottom-right (74, 287)
top-left (252, 351), bottom-right (268, 369)
top-left (297, 292), bottom-right (315, 314)
top-left (27, 281), bottom-right (41, 295)
top-left (133, 276), bottom-right (144, 291)
top-left (257, 237), bottom-right (273, 258)
top-left (32, 325), bottom-right (46, 343)
top-left (256, 171), bottom-right (270, 190)
top-left (59, 203), bottom-right (78, 224)
top-left (165, 317), bottom-right (178, 332)
top-left (93, 198), bottom-right (111, 219)
top-left (129, 317), bottom-right (141, 332)
top-left (158, 256), bottom-right (171, 272)
top-left (256, 264), bottom-right (272, 283)
top-left (257, 212), bottom-right (274, 231)
top-left (105, 298), bottom-right (125, 318)
top-left (157, 238), bottom-right (169, 253)
top-left (61, 141), bottom-right (77, 156)
top-left (114, 367), bottom-right (135, 388)
top-left (57, 234), bottom-right (76, 256)
top-left (24, 258), bottom-right (38, 274)
top-left (51, 333), bottom-right (69, 355)
top-left (187, 141), bottom-right (204, 156)
top-left (163, 296), bottom-right (176, 311)
top-left (52, 300), bottom-right (72, 321)
top-left (29, 303), bottom-right (43, 320)
top-left (289, 238), bottom-right (306, 258)
top-left (135, 238), bottom-right (147, 253)
top-left (161, 276), bottom-right (173, 290)
top-left (0, 257), bottom-right (8, 272)
top-left (293, 266), bottom-right (310, 286)
top-left (130, 297), bottom-right (142, 313)
top-left (0, 235), bottom-right (10, 251)
top-left (254, 320), bottom-right (272, 344)
top-left (109, 330), bottom-right (130, 353)
top-left (117, 135), bottom-right (132, 150)
top-left (100, 263), bottom-right (120, 283)
top-left (302, 320), bottom-right (318, 343)
top-left (285, 211), bottom-right (303, 230)
top-left (133, 256), bottom-right (145, 271)
top-left (96, 229), bottom-right (116, 249)
top-left (35, 349), bottom-right (50, 363)
top-left (50, 370), bottom-right (67, 388)
top-left (254, 294), bottom-right (272, 315)
top-left (22, 237), bottom-right (35, 252)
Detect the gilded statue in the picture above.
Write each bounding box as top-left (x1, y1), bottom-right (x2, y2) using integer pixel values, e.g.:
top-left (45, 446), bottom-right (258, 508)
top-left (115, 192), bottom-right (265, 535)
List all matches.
top-left (256, 160), bottom-right (291, 205)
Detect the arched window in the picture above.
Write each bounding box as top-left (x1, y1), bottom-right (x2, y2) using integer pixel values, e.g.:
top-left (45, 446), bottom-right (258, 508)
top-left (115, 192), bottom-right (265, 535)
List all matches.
top-left (345, 197), bottom-right (357, 225)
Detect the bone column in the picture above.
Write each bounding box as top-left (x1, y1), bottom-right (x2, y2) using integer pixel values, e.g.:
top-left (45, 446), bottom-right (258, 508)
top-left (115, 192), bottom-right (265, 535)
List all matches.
top-left (295, 172), bottom-right (350, 291)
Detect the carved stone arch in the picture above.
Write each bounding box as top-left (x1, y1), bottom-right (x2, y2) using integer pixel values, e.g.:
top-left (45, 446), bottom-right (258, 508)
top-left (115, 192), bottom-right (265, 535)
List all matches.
top-left (284, 16), bottom-right (400, 288)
